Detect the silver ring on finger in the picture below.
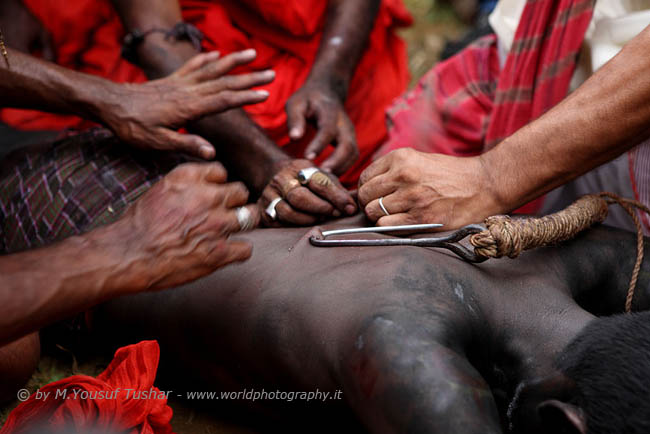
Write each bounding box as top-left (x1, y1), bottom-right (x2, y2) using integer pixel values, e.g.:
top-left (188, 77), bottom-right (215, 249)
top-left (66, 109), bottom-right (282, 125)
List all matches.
top-left (236, 207), bottom-right (255, 232)
top-left (379, 197), bottom-right (390, 217)
top-left (265, 197), bottom-right (283, 221)
top-left (297, 167), bottom-right (320, 185)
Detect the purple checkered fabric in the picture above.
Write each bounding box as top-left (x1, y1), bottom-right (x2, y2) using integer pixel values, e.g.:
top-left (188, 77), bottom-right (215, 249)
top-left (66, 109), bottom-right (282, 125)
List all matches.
top-left (0, 128), bottom-right (185, 254)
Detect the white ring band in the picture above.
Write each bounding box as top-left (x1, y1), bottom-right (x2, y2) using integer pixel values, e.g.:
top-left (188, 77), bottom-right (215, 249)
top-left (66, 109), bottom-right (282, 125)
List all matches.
top-left (378, 197), bottom-right (390, 216)
top-left (265, 197), bottom-right (283, 221)
top-left (297, 167), bottom-right (320, 185)
top-left (236, 207), bottom-right (255, 232)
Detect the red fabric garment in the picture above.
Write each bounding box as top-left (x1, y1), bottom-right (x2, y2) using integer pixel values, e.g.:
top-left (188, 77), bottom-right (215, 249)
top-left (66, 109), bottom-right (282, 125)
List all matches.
top-left (381, 0), bottom-right (596, 213)
top-left (1, 341), bottom-right (174, 434)
top-left (381, 35), bottom-right (500, 158)
top-left (2, 0), bottom-right (147, 131)
top-left (4, 0), bottom-right (412, 186)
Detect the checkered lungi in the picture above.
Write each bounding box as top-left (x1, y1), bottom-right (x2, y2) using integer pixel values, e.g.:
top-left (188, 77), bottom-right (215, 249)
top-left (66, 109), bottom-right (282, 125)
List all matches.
top-left (0, 128), bottom-right (185, 254)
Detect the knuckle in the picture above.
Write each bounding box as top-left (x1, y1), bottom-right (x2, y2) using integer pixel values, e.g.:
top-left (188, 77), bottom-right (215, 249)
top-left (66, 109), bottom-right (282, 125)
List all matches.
top-left (392, 148), bottom-right (407, 160)
top-left (396, 167), bottom-right (417, 183)
top-left (357, 187), bottom-right (369, 206)
top-left (391, 147), bottom-right (413, 162)
top-left (209, 188), bottom-right (226, 205)
top-left (169, 163), bottom-right (197, 178)
top-left (228, 180), bottom-right (248, 193)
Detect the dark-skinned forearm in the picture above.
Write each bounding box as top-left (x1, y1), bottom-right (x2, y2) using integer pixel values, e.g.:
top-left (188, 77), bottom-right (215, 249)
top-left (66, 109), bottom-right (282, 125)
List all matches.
top-left (0, 220), bottom-right (139, 346)
top-left (0, 48), bottom-right (121, 123)
top-left (307, 0), bottom-right (380, 99)
top-left (111, 0), bottom-right (290, 194)
top-left (134, 36), bottom-right (290, 195)
top-left (480, 26), bottom-right (650, 211)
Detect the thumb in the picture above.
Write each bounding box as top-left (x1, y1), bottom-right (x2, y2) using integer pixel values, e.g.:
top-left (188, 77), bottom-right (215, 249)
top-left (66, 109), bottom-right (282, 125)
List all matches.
top-left (164, 129), bottom-right (216, 160)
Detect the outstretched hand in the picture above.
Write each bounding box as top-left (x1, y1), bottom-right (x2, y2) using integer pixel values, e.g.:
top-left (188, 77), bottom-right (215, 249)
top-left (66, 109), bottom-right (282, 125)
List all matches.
top-left (286, 80), bottom-right (359, 175)
top-left (100, 49), bottom-right (275, 159)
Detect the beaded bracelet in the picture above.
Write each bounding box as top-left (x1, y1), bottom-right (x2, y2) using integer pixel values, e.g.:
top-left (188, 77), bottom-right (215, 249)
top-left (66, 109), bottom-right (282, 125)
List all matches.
top-left (121, 22), bottom-right (204, 64)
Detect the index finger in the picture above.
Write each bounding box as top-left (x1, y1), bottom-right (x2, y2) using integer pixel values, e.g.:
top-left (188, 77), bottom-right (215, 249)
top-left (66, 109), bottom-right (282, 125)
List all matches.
top-left (217, 181), bottom-right (250, 208)
top-left (286, 97), bottom-right (308, 141)
top-left (307, 171), bottom-right (357, 215)
top-left (190, 49), bottom-right (257, 83)
top-left (357, 173), bottom-right (395, 207)
top-left (200, 162), bottom-right (229, 183)
top-left (173, 51), bottom-right (221, 78)
top-left (358, 154), bottom-right (392, 187)
top-left (167, 162), bottom-right (227, 184)
top-left (304, 108), bottom-right (337, 160)
top-left (320, 118), bottom-right (359, 175)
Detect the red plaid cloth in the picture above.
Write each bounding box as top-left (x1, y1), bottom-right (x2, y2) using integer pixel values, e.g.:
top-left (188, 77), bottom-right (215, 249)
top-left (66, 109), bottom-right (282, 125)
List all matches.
top-left (0, 129), bottom-right (184, 254)
top-left (381, 0), bottom-right (596, 213)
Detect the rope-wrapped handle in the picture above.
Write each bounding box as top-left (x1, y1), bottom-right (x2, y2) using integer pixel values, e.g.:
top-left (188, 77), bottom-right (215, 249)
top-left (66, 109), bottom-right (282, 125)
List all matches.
top-left (467, 192), bottom-right (650, 313)
top-left (469, 195), bottom-right (609, 259)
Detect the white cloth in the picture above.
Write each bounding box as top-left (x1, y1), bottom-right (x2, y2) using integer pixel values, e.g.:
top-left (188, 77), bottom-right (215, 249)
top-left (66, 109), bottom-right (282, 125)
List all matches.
top-left (489, 0), bottom-right (650, 88)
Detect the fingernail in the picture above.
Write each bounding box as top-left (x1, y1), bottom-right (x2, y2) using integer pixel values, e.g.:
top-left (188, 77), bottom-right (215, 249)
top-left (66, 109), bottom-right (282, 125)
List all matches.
top-left (263, 70), bottom-right (276, 79)
top-left (208, 51), bottom-right (220, 58)
top-left (256, 90), bottom-right (269, 97)
top-left (333, 210), bottom-right (341, 217)
top-left (306, 152), bottom-right (316, 160)
top-left (241, 48), bottom-right (257, 58)
top-left (200, 146), bottom-right (214, 159)
top-left (345, 205), bottom-right (356, 215)
top-left (290, 128), bottom-right (301, 139)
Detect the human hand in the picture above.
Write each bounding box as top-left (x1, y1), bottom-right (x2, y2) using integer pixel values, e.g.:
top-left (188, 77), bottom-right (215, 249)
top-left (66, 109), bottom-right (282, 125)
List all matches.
top-left (286, 79), bottom-right (359, 175)
top-left (99, 49), bottom-right (275, 159)
top-left (114, 162), bottom-right (259, 291)
top-left (258, 159), bottom-right (358, 226)
top-left (358, 148), bottom-right (503, 229)
top-left (0, 0), bottom-right (54, 60)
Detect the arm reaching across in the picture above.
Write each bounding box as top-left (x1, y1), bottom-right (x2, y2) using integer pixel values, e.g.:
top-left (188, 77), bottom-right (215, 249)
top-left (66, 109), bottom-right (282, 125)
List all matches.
top-left (285, 0), bottom-right (380, 174)
top-left (0, 43), bottom-right (267, 345)
top-left (0, 163), bottom-right (259, 347)
top-left (0, 47), bottom-right (274, 158)
top-left (359, 25), bottom-right (650, 229)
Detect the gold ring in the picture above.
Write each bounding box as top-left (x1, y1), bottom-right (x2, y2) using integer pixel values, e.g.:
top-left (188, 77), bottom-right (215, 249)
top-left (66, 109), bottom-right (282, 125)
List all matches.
top-left (311, 171), bottom-right (334, 187)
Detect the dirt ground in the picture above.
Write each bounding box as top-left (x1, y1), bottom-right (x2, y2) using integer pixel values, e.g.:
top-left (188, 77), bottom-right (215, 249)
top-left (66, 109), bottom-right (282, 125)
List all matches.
top-left (1, 1), bottom-right (467, 432)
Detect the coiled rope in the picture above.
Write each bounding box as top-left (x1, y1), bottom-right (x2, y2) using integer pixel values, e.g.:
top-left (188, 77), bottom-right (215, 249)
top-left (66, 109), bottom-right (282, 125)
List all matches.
top-left (469, 193), bottom-right (650, 312)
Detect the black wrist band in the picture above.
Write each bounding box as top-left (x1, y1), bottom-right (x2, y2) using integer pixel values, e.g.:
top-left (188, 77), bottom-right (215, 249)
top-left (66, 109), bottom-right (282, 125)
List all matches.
top-left (122, 22), bottom-right (204, 65)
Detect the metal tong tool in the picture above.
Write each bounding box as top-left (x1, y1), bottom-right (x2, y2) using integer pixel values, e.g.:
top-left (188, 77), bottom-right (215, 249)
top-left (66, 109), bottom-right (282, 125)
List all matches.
top-left (309, 223), bottom-right (488, 263)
